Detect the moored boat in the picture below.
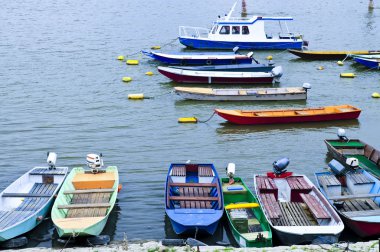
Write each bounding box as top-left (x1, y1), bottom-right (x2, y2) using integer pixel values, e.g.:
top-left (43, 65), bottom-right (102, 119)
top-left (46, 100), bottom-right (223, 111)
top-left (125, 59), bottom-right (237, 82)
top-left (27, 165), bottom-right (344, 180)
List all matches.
top-left (141, 50), bottom-right (254, 65)
top-left (214, 104), bottom-right (361, 125)
top-left (254, 158), bottom-right (344, 245)
top-left (315, 159), bottom-right (380, 238)
top-left (324, 129), bottom-right (380, 178)
top-left (178, 3), bottom-right (305, 50)
top-left (158, 66), bottom-right (283, 84)
top-left (351, 54), bottom-right (380, 69)
top-left (288, 49), bottom-right (380, 60)
top-left (221, 163), bottom-right (272, 248)
top-left (171, 63), bottom-right (275, 73)
top-left (0, 153), bottom-right (68, 242)
top-left (51, 154), bottom-right (119, 237)
top-left (174, 84), bottom-right (310, 101)
top-left (165, 163), bottom-right (223, 235)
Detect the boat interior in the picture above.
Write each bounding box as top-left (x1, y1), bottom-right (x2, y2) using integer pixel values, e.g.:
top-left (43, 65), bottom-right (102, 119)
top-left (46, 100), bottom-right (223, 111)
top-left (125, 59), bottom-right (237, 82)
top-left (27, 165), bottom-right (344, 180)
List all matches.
top-left (256, 175), bottom-right (339, 227)
top-left (0, 167), bottom-right (66, 231)
top-left (166, 164), bottom-right (222, 210)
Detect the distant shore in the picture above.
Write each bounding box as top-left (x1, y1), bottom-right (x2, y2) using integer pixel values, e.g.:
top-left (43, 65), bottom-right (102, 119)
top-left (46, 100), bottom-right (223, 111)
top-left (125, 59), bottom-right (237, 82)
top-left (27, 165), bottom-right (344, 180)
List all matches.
top-left (2, 240), bottom-right (379, 252)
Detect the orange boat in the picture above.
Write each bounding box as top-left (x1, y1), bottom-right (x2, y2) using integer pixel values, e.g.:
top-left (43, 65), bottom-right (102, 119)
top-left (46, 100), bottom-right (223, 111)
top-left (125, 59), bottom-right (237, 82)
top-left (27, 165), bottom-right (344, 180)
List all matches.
top-left (214, 105), bottom-right (361, 125)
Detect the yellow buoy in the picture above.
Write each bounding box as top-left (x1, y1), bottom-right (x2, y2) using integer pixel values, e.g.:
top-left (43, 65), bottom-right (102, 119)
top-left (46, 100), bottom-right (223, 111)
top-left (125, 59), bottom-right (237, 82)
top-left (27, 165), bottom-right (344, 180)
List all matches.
top-left (225, 203), bottom-right (260, 210)
top-left (372, 92), bottom-right (380, 98)
top-left (151, 46), bottom-right (161, 50)
top-left (126, 59), bottom-right (139, 65)
top-left (122, 77), bottom-right (132, 82)
top-left (340, 73), bottom-right (356, 78)
top-left (117, 55), bottom-right (125, 61)
top-left (266, 55), bottom-right (273, 60)
top-left (317, 66), bottom-right (324, 70)
top-left (337, 61), bottom-right (344, 66)
top-left (128, 93), bottom-right (144, 99)
top-left (178, 117), bottom-right (198, 123)
top-left (145, 71), bottom-right (154, 76)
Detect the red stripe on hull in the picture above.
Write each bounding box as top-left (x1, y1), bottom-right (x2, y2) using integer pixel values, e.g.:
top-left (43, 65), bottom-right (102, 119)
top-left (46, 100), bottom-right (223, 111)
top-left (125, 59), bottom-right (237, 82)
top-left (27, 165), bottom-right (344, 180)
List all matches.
top-left (158, 69), bottom-right (274, 84)
top-left (341, 214), bottom-right (380, 237)
top-left (215, 111), bottom-right (361, 125)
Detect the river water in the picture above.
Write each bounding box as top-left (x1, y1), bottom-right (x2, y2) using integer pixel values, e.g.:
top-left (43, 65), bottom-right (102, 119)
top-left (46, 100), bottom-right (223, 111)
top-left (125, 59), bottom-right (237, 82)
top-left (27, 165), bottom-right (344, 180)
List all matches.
top-left (0, 0), bottom-right (379, 248)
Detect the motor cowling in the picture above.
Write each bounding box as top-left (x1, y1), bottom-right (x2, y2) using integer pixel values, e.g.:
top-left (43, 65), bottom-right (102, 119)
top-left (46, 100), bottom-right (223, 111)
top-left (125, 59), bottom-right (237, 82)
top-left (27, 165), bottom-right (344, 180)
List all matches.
top-left (273, 158), bottom-right (290, 175)
top-left (86, 153), bottom-right (104, 173)
top-left (47, 152), bottom-right (57, 169)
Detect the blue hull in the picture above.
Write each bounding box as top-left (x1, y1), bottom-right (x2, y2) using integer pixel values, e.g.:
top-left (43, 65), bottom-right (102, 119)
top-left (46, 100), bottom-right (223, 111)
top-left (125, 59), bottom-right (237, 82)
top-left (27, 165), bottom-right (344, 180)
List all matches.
top-left (353, 57), bottom-right (380, 69)
top-left (179, 37), bottom-right (303, 50)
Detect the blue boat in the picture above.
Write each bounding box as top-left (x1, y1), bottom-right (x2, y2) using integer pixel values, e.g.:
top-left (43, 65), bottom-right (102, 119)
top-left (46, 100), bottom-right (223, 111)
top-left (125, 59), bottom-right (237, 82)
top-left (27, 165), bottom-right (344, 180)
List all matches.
top-left (352, 54), bottom-right (380, 69)
top-left (165, 163), bottom-right (223, 235)
top-left (178, 2), bottom-right (306, 50)
top-left (141, 50), bottom-right (253, 65)
top-left (315, 159), bottom-right (380, 238)
top-left (0, 153), bottom-right (68, 243)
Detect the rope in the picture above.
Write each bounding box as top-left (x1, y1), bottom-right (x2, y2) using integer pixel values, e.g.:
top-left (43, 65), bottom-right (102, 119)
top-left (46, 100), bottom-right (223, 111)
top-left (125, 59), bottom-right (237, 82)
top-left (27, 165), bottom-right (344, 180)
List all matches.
top-left (197, 111), bottom-right (216, 123)
top-left (124, 37), bottom-right (178, 58)
top-left (59, 233), bottom-right (76, 252)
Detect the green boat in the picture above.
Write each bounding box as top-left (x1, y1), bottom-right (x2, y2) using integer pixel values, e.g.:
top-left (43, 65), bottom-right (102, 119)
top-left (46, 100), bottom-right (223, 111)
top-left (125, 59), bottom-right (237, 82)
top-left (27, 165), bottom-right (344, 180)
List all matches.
top-left (221, 177), bottom-right (272, 248)
top-left (51, 159), bottom-right (119, 237)
top-left (325, 138), bottom-right (380, 179)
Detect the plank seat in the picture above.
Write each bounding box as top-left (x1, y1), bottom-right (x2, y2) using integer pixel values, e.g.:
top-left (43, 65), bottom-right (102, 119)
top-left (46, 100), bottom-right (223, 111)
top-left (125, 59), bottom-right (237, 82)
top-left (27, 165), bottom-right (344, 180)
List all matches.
top-left (198, 166), bottom-right (213, 177)
top-left (277, 202), bottom-right (315, 226)
top-left (347, 173), bottom-right (374, 185)
top-left (318, 175), bottom-right (341, 186)
top-left (64, 188), bottom-right (114, 194)
top-left (256, 176), bottom-right (277, 190)
top-left (2, 193), bottom-right (52, 197)
top-left (29, 168), bottom-right (66, 175)
top-left (169, 182), bottom-right (216, 188)
top-left (259, 193), bottom-right (281, 220)
top-left (343, 209), bottom-right (380, 218)
top-left (29, 183), bottom-right (58, 196)
top-left (176, 186), bottom-right (213, 209)
top-left (329, 193), bottom-right (380, 201)
top-left (0, 211), bottom-right (33, 230)
top-left (57, 203), bottom-right (111, 209)
top-left (169, 196), bottom-right (218, 201)
top-left (287, 177), bottom-right (312, 190)
top-left (300, 193), bottom-right (330, 221)
top-left (171, 166), bottom-right (186, 176)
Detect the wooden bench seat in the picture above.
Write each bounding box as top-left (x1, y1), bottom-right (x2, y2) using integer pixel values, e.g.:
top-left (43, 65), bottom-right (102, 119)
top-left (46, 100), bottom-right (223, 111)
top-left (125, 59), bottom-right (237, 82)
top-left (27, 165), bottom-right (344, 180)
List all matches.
top-left (329, 193), bottom-right (380, 201)
top-left (318, 175), bottom-right (341, 186)
top-left (29, 168), bottom-right (66, 175)
top-left (58, 203), bottom-right (111, 209)
top-left (171, 166), bottom-right (186, 176)
top-left (2, 193), bottom-right (52, 197)
top-left (198, 166), bottom-right (213, 177)
top-left (300, 193), bottom-right (330, 221)
top-left (287, 177), bottom-right (312, 190)
top-left (347, 173), bottom-right (374, 185)
top-left (343, 209), bottom-right (380, 218)
top-left (169, 182), bottom-right (216, 188)
top-left (256, 176), bottom-right (277, 190)
top-left (259, 193), bottom-right (281, 220)
top-left (64, 188), bottom-right (115, 194)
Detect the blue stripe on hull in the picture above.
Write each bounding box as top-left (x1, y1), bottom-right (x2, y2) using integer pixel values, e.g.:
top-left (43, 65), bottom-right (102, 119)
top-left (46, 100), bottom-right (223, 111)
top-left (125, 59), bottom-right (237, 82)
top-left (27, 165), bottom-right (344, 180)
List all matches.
top-left (179, 37), bottom-right (303, 50)
top-left (354, 58), bottom-right (380, 69)
top-left (148, 53), bottom-right (252, 65)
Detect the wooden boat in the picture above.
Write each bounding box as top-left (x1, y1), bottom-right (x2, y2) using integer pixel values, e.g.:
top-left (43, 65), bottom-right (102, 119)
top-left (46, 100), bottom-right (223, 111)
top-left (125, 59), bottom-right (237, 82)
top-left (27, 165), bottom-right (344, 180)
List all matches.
top-left (165, 163), bottom-right (223, 235)
top-left (170, 63), bottom-right (275, 73)
top-left (51, 154), bottom-right (119, 237)
top-left (351, 54), bottom-right (380, 69)
top-left (174, 85), bottom-right (310, 101)
top-left (221, 176), bottom-right (272, 247)
top-left (254, 159), bottom-right (344, 245)
top-left (315, 159), bottom-right (380, 237)
top-left (214, 104), bottom-right (361, 125)
top-left (325, 134), bottom-right (380, 179)
top-left (141, 50), bottom-right (253, 65)
top-left (158, 66), bottom-right (283, 84)
top-left (288, 49), bottom-right (380, 60)
top-left (0, 153), bottom-right (68, 242)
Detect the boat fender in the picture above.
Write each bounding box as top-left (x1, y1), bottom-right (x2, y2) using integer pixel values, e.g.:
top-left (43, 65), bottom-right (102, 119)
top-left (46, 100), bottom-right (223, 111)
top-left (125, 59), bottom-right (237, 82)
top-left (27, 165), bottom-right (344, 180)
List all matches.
top-left (122, 77), bottom-right (132, 82)
top-left (302, 83), bottom-right (311, 90)
top-left (372, 92), bottom-right (380, 98)
top-left (128, 93), bottom-right (144, 99)
top-left (145, 71), bottom-right (154, 76)
top-left (266, 55), bottom-right (273, 60)
top-left (337, 61), bottom-right (344, 66)
top-left (36, 215), bottom-right (43, 221)
top-left (340, 73), bottom-right (355, 78)
top-left (118, 184), bottom-right (122, 192)
top-left (317, 66), bottom-right (324, 70)
top-left (151, 46), bottom-right (161, 50)
top-left (273, 157), bottom-right (290, 175)
top-left (178, 117), bottom-right (198, 123)
top-left (117, 55), bottom-right (124, 61)
top-left (126, 59), bottom-right (139, 65)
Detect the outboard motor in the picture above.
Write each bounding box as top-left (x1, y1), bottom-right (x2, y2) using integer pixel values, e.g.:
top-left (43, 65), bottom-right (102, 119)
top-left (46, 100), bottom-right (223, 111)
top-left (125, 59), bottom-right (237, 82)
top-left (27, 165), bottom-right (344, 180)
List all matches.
top-left (272, 66), bottom-right (283, 83)
top-left (87, 153), bottom-right (104, 174)
top-left (233, 46), bottom-right (240, 54)
top-left (226, 163), bottom-right (236, 184)
top-left (302, 83), bottom-right (311, 91)
top-left (47, 152), bottom-right (57, 170)
top-left (346, 157), bottom-right (359, 169)
top-left (273, 158), bottom-right (290, 175)
top-left (337, 128), bottom-right (348, 141)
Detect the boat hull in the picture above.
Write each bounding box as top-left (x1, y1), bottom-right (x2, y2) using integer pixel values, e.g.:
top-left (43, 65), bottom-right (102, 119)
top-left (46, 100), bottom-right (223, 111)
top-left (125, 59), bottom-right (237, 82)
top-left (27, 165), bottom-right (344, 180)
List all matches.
top-left (274, 228), bottom-right (339, 246)
top-left (171, 64), bottom-right (274, 72)
top-left (287, 49), bottom-right (350, 60)
top-left (179, 37), bottom-right (303, 50)
top-left (353, 57), bottom-right (380, 69)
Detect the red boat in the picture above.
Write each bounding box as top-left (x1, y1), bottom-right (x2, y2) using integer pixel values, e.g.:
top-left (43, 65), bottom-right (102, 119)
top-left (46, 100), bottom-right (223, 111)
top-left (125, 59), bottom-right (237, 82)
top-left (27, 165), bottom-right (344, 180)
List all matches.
top-left (157, 66), bottom-right (283, 84)
top-left (214, 105), bottom-right (361, 125)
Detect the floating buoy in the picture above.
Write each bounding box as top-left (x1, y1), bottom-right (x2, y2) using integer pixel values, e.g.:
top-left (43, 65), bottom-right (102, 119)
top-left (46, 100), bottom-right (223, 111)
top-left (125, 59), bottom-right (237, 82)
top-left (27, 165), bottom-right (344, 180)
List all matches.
top-left (151, 46), bottom-right (161, 50)
top-left (317, 66), bottom-right (324, 70)
top-left (122, 77), bottom-right (132, 82)
top-left (337, 61), bottom-right (344, 66)
top-left (178, 117), bottom-right (198, 123)
top-left (118, 184), bottom-right (122, 192)
top-left (126, 59), bottom-right (139, 65)
top-left (340, 73), bottom-right (355, 78)
top-left (145, 71), bottom-right (154, 76)
top-left (117, 55), bottom-right (124, 61)
top-left (266, 55), bottom-right (273, 60)
top-left (372, 92), bottom-right (380, 98)
top-left (128, 93), bottom-right (144, 99)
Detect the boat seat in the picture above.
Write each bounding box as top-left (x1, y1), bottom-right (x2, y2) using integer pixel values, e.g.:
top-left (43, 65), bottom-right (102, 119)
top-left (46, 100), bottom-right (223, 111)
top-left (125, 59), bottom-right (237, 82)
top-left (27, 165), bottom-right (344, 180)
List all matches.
top-left (174, 186), bottom-right (214, 209)
top-left (2, 193), bottom-right (52, 197)
top-left (198, 166), bottom-right (213, 177)
top-left (300, 193), bottom-right (330, 222)
top-left (2, 183), bottom-right (58, 198)
top-left (169, 182), bottom-right (216, 188)
top-left (171, 166), bottom-right (186, 176)
top-left (72, 172), bottom-right (115, 190)
top-left (364, 145), bottom-right (375, 158)
top-left (29, 168), bottom-right (67, 175)
top-left (0, 210), bottom-right (34, 230)
top-left (239, 90), bottom-right (248, 95)
top-left (57, 203), bottom-right (111, 209)
top-left (318, 175), bottom-right (341, 197)
top-left (347, 173), bottom-right (374, 185)
top-left (256, 176), bottom-right (278, 199)
top-left (369, 149), bottom-right (380, 165)
top-left (259, 193), bottom-right (281, 220)
top-left (64, 188), bottom-right (114, 194)
top-left (241, 231), bottom-right (270, 240)
top-left (287, 177), bottom-right (312, 190)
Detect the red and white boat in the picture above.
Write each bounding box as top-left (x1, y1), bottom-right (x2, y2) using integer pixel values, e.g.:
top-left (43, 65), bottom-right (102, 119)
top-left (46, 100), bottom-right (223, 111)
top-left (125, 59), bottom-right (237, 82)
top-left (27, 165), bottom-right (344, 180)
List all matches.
top-left (157, 66), bottom-right (283, 84)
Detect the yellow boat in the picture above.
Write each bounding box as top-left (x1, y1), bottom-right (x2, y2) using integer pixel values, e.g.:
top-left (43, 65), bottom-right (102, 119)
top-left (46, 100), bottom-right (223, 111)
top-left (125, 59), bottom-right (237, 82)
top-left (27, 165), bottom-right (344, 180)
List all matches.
top-left (288, 49), bottom-right (380, 60)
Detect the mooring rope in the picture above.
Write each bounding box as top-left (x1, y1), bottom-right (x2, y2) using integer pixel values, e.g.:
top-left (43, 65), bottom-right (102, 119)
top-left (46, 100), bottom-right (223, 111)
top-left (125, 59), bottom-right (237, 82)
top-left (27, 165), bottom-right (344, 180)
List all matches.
top-left (197, 111), bottom-right (216, 123)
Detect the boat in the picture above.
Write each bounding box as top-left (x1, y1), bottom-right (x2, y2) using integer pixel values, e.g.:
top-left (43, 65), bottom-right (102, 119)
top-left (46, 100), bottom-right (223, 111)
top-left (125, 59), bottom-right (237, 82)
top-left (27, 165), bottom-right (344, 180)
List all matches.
top-left (174, 83), bottom-right (310, 101)
top-left (170, 63), bottom-right (275, 73)
top-left (288, 49), bottom-right (380, 60)
top-left (165, 163), bottom-right (223, 235)
top-left (141, 50), bottom-right (254, 65)
top-left (324, 129), bottom-right (380, 179)
top-left (221, 163), bottom-right (272, 247)
top-left (51, 154), bottom-right (119, 237)
top-left (315, 158), bottom-right (380, 238)
top-left (254, 158), bottom-right (344, 245)
top-left (351, 54), bottom-right (380, 69)
top-left (158, 66), bottom-right (283, 84)
top-left (0, 153), bottom-right (68, 242)
top-left (214, 104), bottom-right (361, 125)
top-left (178, 2), bottom-right (306, 50)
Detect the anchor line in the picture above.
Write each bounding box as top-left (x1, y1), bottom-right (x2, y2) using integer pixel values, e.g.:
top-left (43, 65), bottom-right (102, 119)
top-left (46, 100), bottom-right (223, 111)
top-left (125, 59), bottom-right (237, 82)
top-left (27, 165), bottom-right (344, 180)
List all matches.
top-left (198, 111), bottom-right (216, 123)
top-left (60, 232), bottom-right (77, 252)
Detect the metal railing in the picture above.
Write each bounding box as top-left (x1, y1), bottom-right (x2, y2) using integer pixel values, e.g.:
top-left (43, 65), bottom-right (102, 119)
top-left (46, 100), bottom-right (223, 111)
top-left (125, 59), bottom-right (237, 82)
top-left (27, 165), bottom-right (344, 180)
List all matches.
top-left (179, 26), bottom-right (209, 38)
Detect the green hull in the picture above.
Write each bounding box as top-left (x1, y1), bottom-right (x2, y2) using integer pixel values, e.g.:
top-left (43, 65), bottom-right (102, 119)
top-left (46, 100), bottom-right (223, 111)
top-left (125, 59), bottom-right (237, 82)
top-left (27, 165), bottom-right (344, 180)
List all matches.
top-left (221, 177), bottom-right (272, 248)
top-left (51, 166), bottom-right (119, 237)
top-left (325, 139), bottom-right (380, 178)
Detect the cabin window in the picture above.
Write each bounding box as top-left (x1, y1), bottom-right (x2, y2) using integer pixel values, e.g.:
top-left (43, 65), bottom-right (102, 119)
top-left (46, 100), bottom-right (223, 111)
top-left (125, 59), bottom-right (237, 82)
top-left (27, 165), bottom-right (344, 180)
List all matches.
top-left (219, 26), bottom-right (230, 35)
top-left (232, 26), bottom-right (240, 34)
top-left (242, 26), bottom-right (249, 35)
top-left (211, 25), bottom-right (218, 34)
